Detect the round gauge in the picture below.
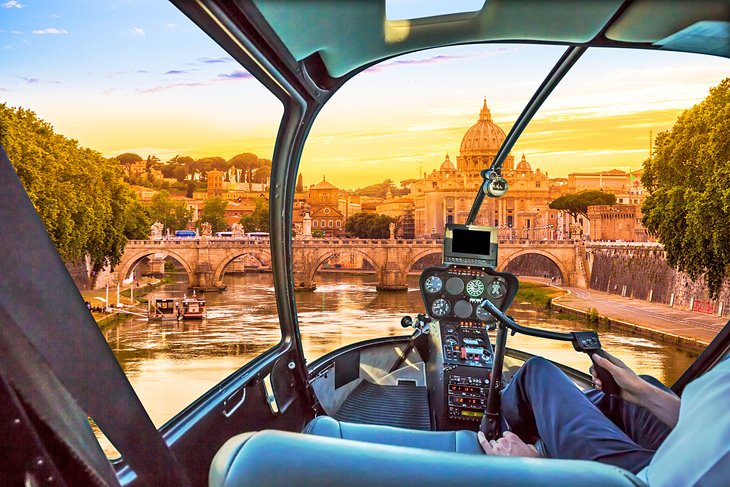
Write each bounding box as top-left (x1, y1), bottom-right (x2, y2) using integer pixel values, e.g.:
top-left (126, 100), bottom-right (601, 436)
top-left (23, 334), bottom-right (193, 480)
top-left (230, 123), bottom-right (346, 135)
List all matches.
top-left (487, 279), bottom-right (507, 299)
top-left (454, 300), bottom-right (473, 319)
top-left (445, 324), bottom-right (456, 334)
top-left (476, 304), bottom-right (492, 322)
top-left (431, 298), bottom-right (451, 317)
top-left (466, 279), bottom-right (485, 298)
top-left (444, 336), bottom-right (458, 347)
top-left (445, 277), bottom-right (465, 295)
top-left (424, 275), bottom-right (443, 293)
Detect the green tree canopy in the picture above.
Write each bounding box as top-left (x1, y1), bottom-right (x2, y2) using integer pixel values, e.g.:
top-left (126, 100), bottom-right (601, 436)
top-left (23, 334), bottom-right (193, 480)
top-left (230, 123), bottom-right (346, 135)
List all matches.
top-left (200, 196), bottom-right (229, 233)
top-left (346, 212), bottom-right (394, 239)
top-left (239, 197), bottom-right (269, 233)
top-left (642, 77), bottom-right (730, 298)
top-left (147, 189), bottom-right (193, 233)
top-left (549, 191), bottom-right (617, 221)
top-left (0, 104), bottom-right (150, 271)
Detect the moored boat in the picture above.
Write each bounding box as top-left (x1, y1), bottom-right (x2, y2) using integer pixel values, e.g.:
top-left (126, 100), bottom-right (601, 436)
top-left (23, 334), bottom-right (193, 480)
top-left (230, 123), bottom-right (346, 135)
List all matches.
top-left (181, 293), bottom-right (207, 320)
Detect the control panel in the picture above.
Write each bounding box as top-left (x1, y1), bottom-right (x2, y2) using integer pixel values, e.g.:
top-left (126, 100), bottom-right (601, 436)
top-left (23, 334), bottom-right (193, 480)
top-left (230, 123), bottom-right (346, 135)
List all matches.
top-left (420, 266), bottom-right (510, 325)
top-left (441, 321), bottom-right (492, 368)
top-left (421, 264), bottom-right (518, 429)
top-left (447, 373), bottom-right (490, 421)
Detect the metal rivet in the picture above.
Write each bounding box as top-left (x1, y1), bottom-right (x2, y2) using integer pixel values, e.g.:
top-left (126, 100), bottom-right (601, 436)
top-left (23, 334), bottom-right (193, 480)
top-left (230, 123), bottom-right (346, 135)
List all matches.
top-left (12, 418), bottom-right (20, 425)
top-left (288, 361), bottom-right (296, 369)
top-left (35, 457), bottom-right (44, 467)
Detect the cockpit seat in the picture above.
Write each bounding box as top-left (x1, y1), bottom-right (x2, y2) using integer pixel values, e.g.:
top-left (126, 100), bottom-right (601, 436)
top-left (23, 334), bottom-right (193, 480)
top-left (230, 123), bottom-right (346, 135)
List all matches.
top-left (303, 415), bottom-right (483, 454)
top-left (209, 429), bottom-right (644, 487)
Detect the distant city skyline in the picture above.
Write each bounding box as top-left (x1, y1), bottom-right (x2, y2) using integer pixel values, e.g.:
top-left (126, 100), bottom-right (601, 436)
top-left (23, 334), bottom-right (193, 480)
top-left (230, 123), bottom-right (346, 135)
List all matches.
top-left (1, 1), bottom-right (728, 189)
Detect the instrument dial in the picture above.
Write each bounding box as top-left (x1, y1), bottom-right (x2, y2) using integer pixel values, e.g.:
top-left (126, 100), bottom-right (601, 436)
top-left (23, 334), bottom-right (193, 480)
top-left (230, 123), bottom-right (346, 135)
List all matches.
top-left (466, 279), bottom-right (485, 297)
top-left (431, 298), bottom-right (451, 317)
top-left (444, 336), bottom-right (458, 347)
top-left (454, 300), bottom-right (473, 319)
top-left (476, 304), bottom-right (492, 322)
top-left (487, 279), bottom-right (506, 299)
top-left (424, 275), bottom-right (443, 293)
top-left (445, 277), bottom-right (465, 295)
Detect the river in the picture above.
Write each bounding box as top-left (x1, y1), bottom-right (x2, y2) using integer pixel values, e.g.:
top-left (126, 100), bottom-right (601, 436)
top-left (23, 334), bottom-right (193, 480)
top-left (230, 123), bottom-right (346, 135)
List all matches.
top-left (97, 272), bottom-right (697, 454)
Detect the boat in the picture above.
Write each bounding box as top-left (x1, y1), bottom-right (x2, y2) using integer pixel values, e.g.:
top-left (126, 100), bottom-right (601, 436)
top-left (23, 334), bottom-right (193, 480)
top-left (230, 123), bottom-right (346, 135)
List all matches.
top-left (147, 298), bottom-right (178, 321)
top-left (0, 2), bottom-right (728, 486)
top-left (180, 293), bottom-right (207, 320)
top-left (148, 294), bottom-right (206, 321)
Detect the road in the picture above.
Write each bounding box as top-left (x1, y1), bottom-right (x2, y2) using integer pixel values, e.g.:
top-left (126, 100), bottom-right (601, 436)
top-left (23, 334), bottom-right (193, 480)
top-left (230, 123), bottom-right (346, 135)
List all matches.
top-left (523, 277), bottom-right (727, 347)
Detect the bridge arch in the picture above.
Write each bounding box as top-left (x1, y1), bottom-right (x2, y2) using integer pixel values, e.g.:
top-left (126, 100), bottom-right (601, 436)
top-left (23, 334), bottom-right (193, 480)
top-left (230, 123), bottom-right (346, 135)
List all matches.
top-left (404, 249), bottom-right (443, 275)
top-left (117, 249), bottom-right (195, 284)
top-left (306, 248), bottom-right (383, 284)
top-left (498, 249), bottom-right (568, 284)
top-left (213, 249), bottom-right (273, 285)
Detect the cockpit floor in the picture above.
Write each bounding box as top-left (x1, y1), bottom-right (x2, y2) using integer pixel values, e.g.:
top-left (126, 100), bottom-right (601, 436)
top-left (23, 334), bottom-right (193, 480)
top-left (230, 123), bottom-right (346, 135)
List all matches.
top-left (334, 381), bottom-right (431, 430)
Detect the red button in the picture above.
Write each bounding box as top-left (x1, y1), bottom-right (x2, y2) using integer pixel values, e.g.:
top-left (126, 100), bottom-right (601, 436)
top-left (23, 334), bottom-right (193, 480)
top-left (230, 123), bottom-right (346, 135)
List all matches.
top-left (461, 348), bottom-right (467, 360)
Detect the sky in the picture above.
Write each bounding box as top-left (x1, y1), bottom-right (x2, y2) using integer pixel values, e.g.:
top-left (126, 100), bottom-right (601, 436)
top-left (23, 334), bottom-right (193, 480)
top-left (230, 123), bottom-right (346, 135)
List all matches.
top-left (1, 1), bottom-right (728, 190)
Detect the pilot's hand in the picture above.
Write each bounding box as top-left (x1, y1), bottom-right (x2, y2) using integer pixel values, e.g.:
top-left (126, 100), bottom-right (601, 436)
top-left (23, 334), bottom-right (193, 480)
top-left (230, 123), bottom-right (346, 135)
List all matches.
top-left (478, 431), bottom-right (539, 458)
top-left (590, 351), bottom-right (646, 405)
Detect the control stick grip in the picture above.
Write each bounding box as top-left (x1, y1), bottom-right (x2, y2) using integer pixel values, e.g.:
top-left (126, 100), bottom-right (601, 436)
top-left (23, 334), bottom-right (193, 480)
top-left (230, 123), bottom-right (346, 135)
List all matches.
top-left (589, 349), bottom-right (621, 396)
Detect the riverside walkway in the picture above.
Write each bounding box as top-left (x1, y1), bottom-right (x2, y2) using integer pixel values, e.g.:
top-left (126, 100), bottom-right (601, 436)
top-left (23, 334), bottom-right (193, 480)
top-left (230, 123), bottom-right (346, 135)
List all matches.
top-left (527, 278), bottom-right (727, 351)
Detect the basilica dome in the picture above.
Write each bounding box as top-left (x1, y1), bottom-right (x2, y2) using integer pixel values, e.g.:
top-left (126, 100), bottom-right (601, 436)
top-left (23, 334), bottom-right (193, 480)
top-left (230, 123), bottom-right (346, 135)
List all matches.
top-left (439, 154), bottom-right (456, 172)
top-left (459, 99), bottom-right (506, 156)
top-left (515, 153), bottom-right (532, 173)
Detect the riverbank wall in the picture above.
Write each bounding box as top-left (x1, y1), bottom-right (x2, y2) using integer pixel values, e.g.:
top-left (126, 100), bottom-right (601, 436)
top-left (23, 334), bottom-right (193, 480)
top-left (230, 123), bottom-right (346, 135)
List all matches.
top-left (549, 300), bottom-right (706, 354)
top-left (588, 246), bottom-right (729, 318)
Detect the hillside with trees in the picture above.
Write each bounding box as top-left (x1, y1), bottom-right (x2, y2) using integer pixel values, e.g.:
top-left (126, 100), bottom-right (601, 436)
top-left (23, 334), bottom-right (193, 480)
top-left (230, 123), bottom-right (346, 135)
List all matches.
top-left (641, 78), bottom-right (730, 298)
top-left (353, 179), bottom-right (410, 199)
top-left (0, 103), bottom-right (150, 273)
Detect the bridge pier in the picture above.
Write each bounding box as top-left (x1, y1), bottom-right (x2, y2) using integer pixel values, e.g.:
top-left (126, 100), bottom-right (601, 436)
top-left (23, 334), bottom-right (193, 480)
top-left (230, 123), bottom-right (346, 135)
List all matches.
top-left (191, 262), bottom-right (226, 291)
top-left (293, 270), bottom-right (316, 291)
top-left (376, 263), bottom-right (408, 292)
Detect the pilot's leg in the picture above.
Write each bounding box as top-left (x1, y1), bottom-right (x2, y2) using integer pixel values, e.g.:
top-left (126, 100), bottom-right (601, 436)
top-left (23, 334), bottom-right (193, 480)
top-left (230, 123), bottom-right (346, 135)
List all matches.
top-left (501, 356), bottom-right (654, 473)
top-left (585, 375), bottom-right (672, 451)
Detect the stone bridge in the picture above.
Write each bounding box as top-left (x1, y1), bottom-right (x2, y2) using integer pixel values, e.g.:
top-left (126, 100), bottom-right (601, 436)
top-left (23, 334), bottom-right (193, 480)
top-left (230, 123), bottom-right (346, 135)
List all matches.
top-left (118, 237), bottom-right (595, 291)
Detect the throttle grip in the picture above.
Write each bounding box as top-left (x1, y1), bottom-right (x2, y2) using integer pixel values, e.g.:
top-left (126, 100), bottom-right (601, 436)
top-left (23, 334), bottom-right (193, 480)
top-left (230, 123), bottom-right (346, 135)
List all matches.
top-left (589, 349), bottom-right (621, 396)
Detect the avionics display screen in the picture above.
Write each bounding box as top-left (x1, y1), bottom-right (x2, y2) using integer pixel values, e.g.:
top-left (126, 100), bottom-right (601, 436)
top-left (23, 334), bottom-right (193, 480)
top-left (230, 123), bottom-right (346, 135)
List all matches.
top-left (452, 228), bottom-right (492, 256)
top-left (443, 224), bottom-right (498, 267)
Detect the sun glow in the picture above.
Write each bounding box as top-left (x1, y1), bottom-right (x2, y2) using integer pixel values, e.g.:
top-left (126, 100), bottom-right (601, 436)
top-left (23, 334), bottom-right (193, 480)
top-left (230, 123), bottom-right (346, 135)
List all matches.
top-left (1, 2), bottom-right (727, 189)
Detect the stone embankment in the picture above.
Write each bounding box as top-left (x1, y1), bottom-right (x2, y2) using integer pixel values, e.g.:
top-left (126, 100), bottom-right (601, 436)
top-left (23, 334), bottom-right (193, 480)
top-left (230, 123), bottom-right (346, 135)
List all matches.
top-left (587, 245), bottom-right (729, 317)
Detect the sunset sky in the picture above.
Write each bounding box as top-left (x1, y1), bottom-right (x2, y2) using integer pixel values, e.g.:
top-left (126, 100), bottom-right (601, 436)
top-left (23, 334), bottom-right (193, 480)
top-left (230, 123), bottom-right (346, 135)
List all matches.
top-left (2, 1), bottom-right (728, 189)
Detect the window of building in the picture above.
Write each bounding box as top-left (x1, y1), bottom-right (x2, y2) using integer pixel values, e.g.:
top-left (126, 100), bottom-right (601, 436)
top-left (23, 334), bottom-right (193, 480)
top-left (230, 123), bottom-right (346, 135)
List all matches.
top-left (328, 220), bottom-right (333, 227)
top-left (313, 220), bottom-right (318, 227)
top-left (321, 220), bottom-right (326, 227)
top-left (336, 221), bottom-right (341, 227)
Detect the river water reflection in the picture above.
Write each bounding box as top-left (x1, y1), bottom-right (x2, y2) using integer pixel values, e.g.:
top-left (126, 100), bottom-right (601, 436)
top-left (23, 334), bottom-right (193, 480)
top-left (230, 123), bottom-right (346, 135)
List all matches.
top-left (102, 272), bottom-right (697, 433)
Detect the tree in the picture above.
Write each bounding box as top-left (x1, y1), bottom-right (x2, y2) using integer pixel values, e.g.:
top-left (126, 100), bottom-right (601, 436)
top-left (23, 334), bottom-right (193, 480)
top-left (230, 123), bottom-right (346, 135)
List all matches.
top-left (145, 154), bottom-right (160, 170)
top-left (239, 198), bottom-right (269, 233)
top-left (228, 153), bottom-right (258, 188)
top-left (147, 190), bottom-right (193, 233)
top-left (173, 165), bottom-right (187, 183)
top-left (642, 78), bottom-right (730, 298)
top-left (0, 104), bottom-right (150, 274)
top-left (115, 152), bottom-right (143, 174)
top-left (549, 191), bottom-right (617, 222)
top-left (354, 179), bottom-right (409, 198)
top-left (346, 212), bottom-right (394, 239)
top-left (186, 181), bottom-right (197, 198)
top-left (200, 196), bottom-right (229, 234)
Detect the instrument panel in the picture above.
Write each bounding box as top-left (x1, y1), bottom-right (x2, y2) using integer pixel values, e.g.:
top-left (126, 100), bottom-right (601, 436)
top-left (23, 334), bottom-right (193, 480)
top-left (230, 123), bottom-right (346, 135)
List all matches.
top-left (420, 266), bottom-right (511, 322)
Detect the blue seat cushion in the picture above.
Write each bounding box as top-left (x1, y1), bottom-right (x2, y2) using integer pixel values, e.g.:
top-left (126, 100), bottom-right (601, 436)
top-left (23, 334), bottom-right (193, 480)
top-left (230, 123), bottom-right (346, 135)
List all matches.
top-left (209, 430), bottom-right (645, 487)
top-left (303, 415), bottom-right (483, 454)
